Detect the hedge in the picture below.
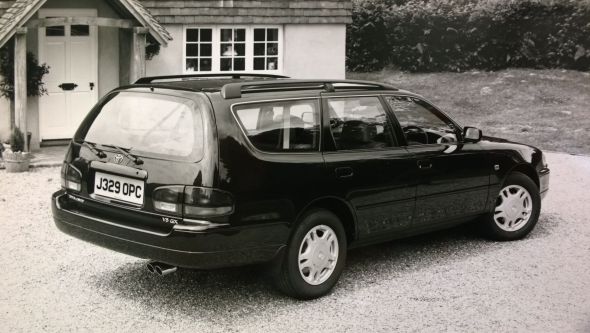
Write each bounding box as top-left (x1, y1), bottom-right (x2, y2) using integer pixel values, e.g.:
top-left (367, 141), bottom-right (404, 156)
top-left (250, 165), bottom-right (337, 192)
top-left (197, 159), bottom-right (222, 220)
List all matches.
top-left (347, 0), bottom-right (590, 72)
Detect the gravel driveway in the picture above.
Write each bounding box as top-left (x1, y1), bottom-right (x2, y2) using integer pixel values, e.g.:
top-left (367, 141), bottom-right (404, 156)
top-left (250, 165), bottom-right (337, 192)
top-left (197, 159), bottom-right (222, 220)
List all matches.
top-left (0, 152), bottom-right (588, 332)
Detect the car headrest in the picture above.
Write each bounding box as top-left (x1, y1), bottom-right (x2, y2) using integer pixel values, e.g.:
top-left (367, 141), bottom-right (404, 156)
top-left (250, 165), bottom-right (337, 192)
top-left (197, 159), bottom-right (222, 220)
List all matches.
top-left (340, 120), bottom-right (377, 144)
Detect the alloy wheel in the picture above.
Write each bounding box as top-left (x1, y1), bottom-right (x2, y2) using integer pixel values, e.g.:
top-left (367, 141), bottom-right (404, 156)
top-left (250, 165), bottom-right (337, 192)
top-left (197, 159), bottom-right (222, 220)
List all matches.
top-left (494, 185), bottom-right (533, 232)
top-left (297, 225), bottom-right (339, 285)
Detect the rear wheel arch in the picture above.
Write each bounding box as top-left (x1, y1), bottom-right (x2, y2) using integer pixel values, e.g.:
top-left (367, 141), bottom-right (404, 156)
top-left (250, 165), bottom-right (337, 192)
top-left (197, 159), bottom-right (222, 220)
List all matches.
top-left (297, 197), bottom-right (357, 244)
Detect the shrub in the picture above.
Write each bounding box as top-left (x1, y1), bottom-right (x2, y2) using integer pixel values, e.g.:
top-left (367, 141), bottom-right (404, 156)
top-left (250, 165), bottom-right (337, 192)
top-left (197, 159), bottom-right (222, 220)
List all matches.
top-left (9, 127), bottom-right (25, 152)
top-left (0, 38), bottom-right (50, 100)
top-left (347, 0), bottom-right (590, 72)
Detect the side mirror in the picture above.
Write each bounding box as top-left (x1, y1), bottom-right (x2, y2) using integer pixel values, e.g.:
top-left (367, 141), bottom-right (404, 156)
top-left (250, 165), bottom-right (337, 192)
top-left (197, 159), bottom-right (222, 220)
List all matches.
top-left (463, 127), bottom-right (482, 142)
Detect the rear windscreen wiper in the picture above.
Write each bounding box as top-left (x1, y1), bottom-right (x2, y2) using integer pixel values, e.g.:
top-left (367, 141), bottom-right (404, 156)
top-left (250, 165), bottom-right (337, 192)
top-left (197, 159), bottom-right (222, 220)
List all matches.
top-left (83, 141), bottom-right (106, 158)
top-left (103, 144), bottom-right (144, 165)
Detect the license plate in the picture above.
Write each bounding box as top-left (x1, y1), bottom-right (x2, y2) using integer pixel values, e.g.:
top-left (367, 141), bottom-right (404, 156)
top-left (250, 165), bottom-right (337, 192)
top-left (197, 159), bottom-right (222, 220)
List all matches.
top-left (94, 171), bottom-right (145, 205)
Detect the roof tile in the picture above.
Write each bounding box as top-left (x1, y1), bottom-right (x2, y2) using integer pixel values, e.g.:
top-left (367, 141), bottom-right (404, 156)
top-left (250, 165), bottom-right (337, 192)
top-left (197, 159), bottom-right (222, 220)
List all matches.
top-left (139, 0), bottom-right (352, 24)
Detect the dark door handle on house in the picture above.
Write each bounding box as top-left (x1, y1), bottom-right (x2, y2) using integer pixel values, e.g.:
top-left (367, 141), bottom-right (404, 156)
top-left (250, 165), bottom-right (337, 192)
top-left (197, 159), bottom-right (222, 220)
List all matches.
top-left (417, 159), bottom-right (432, 170)
top-left (58, 83), bottom-right (78, 91)
top-left (335, 167), bottom-right (354, 178)
top-left (89, 82), bottom-right (95, 91)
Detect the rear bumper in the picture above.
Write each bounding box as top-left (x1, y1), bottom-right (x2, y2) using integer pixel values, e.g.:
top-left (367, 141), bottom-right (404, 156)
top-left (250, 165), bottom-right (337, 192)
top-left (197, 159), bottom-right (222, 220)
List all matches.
top-left (539, 167), bottom-right (550, 199)
top-left (52, 191), bottom-right (288, 269)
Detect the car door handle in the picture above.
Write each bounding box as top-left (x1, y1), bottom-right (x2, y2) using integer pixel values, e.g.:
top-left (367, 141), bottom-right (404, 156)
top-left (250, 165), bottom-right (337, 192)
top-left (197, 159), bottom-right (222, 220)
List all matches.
top-left (335, 167), bottom-right (354, 178)
top-left (417, 159), bottom-right (432, 170)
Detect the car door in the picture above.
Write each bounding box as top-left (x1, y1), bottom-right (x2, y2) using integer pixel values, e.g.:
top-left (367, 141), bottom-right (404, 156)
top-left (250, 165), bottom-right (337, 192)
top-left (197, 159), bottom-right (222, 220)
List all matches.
top-left (384, 94), bottom-right (491, 227)
top-left (321, 94), bottom-right (417, 241)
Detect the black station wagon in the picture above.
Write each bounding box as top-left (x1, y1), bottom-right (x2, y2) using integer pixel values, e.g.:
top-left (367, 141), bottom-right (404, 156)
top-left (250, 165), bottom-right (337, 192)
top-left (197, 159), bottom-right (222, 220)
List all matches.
top-left (52, 74), bottom-right (550, 299)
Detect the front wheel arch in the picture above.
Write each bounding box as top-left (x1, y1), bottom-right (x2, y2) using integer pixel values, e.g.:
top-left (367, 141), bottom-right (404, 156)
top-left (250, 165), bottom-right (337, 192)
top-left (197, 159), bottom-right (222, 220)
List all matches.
top-left (505, 163), bottom-right (540, 189)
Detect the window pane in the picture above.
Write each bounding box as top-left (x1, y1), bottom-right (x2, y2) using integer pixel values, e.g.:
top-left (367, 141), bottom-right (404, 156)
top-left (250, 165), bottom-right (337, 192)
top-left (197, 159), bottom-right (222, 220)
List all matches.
top-left (267, 28), bottom-right (279, 41)
top-left (267, 43), bottom-right (278, 56)
top-left (234, 58), bottom-right (245, 71)
top-left (46, 26), bottom-right (65, 36)
top-left (186, 29), bottom-right (199, 42)
top-left (235, 43), bottom-right (245, 56)
top-left (84, 92), bottom-right (203, 159)
top-left (186, 58), bottom-right (199, 71)
top-left (71, 25), bottom-right (89, 36)
top-left (200, 44), bottom-right (212, 57)
top-left (186, 44), bottom-right (199, 57)
top-left (328, 97), bottom-right (394, 150)
top-left (220, 58), bottom-right (232, 71)
top-left (254, 43), bottom-right (265, 56)
top-left (234, 100), bottom-right (320, 152)
top-left (267, 57), bottom-right (278, 70)
top-left (235, 29), bottom-right (246, 42)
top-left (387, 96), bottom-right (457, 145)
top-left (221, 29), bottom-right (232, 42)
top-left (254, 28), bottom-right (265, 42)
top-left (254, 57), bottom-right (265, 70)
top-left (200, 29), bottom-right (212, 42)
top-left (221, 43), bottom-right (235, 56)
top-left (200, 58), bottom-right (212, 71)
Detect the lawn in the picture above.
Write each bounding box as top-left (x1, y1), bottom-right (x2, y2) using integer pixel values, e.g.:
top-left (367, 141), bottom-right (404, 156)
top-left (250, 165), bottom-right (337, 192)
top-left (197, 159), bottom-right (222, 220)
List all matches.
top-left (348, 69), bottom-right (590, 155)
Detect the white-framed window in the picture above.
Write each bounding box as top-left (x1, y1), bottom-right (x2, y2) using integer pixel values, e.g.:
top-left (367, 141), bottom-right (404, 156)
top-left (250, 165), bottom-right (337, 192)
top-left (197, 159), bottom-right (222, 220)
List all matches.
top-left (183, 26), bottom-right (283, 74)
top-left (253, 28), bottom-right (280, 71)
top-left (185, 28), bottom-right (213, 72)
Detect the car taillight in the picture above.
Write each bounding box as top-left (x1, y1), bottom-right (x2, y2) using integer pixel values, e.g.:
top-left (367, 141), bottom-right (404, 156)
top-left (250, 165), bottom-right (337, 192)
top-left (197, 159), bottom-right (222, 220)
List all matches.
top-left (153, 186), bottom-right (184, 214)
top-left (61, 163), bottom-right (82, 191)
top-left (152, 186), bottom-right (234, 218)
top-left (183, 186), bottom-right (234, 218)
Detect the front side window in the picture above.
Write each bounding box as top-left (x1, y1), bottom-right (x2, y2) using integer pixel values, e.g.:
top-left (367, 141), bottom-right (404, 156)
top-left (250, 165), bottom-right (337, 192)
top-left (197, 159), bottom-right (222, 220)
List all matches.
top-left (184, 26), bottom-right (282, 73)
top-left (386, 96), bottom-right (458, 145)
top-left (327, 97), bottom-right (395, 150)
top-left (84, 92), bottom-right (204, 160)
top-left (234, 99), bottom-right (320, 152)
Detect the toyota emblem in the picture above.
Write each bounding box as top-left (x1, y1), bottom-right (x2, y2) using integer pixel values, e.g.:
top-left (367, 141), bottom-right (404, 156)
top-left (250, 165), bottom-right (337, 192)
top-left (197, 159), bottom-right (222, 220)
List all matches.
top-left (113, 154), bottom-right (124, 164)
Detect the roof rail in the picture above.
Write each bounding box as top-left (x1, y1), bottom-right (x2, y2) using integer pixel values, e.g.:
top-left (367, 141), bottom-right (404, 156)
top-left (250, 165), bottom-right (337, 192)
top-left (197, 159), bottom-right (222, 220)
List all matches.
top-left (220, 79), bottom-right (398, 99)
top-left (135, 73), bottom-right (290, 84)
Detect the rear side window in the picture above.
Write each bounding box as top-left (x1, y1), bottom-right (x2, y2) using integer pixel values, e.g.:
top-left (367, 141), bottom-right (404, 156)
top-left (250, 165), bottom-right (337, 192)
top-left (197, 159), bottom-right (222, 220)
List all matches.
top-left (233, 99), bottom-right (320, 152)
top-left (84, 92), bottom-right (204, 160)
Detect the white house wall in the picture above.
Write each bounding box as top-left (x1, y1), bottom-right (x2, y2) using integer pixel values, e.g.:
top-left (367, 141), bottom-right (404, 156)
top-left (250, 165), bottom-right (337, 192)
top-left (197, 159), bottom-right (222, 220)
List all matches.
top-left (145, 25), bottom-right (184, 76)
top-left (146, 24), bottom-right (346, 80)
top-left (283, 24), bottom-right (346, 80)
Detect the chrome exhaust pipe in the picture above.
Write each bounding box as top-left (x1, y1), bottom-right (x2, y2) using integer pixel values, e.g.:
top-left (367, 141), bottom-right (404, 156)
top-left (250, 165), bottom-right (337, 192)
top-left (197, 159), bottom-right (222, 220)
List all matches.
top-left (146, 262), bottom-right (156, 274)
top-left (155, 263), bottom-right (177, 276)
top-left (147, 261), bottom-right (177, 276)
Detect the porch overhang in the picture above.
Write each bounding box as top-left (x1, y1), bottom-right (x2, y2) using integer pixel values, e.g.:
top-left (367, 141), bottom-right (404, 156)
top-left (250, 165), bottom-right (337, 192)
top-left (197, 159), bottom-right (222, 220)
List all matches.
top-left (0, 0), bottom-right (172, 49)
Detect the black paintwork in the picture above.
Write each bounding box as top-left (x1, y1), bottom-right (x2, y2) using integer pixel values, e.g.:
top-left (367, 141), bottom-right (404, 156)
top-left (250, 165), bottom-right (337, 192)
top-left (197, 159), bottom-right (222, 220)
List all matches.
top-left (52, 78), bottom-right (550, 269)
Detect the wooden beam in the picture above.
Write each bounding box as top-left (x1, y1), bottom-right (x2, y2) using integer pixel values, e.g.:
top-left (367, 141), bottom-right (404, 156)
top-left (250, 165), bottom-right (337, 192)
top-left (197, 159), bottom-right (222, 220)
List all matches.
top-left (28, 17), bottom-right (135, 29)
top-left (14, 27), bottom-right (28, 152)
top-left (130, 27), bottom-right (148, 83)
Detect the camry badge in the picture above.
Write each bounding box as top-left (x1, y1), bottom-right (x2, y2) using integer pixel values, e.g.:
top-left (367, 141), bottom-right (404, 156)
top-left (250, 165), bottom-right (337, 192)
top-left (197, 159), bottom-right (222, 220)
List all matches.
top-left (113, 154), bottom-right (124, 164)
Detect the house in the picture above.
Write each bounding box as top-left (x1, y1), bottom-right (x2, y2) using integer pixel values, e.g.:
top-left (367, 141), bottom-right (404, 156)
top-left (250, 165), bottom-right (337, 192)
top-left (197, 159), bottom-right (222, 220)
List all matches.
top-left (0, 0), bottom-right (352, 150)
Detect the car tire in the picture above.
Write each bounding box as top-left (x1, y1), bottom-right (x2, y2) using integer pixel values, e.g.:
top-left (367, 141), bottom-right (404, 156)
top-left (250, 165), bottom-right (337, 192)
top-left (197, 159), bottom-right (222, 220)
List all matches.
top-left (273, 209), bottom-right (347, 299)
top-left (482, 172), bottom-right (541, 241)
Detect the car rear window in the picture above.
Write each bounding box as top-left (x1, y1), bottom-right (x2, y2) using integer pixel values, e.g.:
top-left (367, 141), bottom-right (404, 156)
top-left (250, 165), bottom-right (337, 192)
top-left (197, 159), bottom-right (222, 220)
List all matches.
top-left (84, 92), bottom-right (204, 160)
top-left (233, 99), bottom-right (320, 152)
